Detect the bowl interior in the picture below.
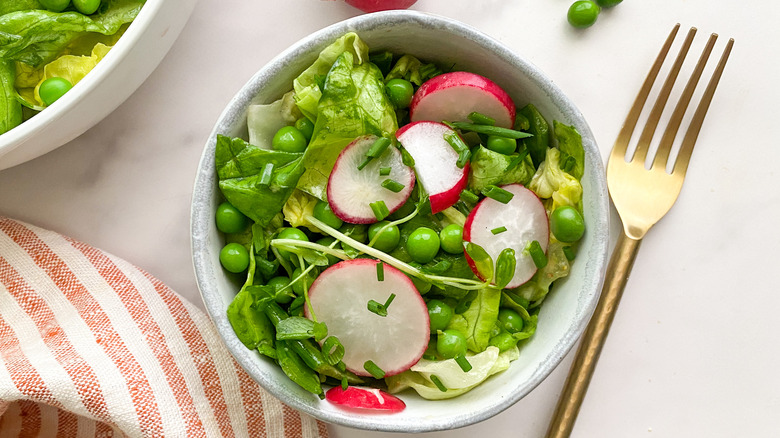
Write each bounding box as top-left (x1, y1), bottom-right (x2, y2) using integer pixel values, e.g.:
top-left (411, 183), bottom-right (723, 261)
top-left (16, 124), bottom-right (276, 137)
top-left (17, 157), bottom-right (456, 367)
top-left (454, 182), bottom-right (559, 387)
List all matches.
top-left (192, 11), bottom-right (609, 432)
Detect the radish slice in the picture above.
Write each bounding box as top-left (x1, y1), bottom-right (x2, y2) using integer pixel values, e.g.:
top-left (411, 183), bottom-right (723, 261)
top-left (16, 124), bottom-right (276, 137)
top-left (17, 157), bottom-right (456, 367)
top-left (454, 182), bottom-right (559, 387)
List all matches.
top-left (327, 135), bottom-right (415, 224)
top-left (410, 71), bottom-right (515, 128)
top-left (463, 184), bottom-right (549, 288)
top-left (325, 386), bottom-right (406, 412)
top-left (395, 121), bottom-right (469, 214)
top-left (305, 259), bottom-right (429, 377)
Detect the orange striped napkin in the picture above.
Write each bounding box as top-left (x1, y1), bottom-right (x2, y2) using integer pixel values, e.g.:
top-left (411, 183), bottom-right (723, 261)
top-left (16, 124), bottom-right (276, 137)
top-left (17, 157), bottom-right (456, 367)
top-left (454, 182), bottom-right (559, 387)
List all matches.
top-left (0, 217), bottom-right (329, 437)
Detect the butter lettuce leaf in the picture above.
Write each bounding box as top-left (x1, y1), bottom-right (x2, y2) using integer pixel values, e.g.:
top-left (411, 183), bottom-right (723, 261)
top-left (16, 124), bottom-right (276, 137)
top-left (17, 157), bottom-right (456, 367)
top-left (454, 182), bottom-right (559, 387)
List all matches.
top-left (528, 147), bottom-right (583, 213)
top-left (0, 0), bottom-right (144, 68)
top-left (468, 145), bottom-right (535, 193)
top-left (553, 121), bottom-right (585, 180)
top-left (293, 32), bottom-right (368, 122)
top-left (385, 346), bottom-right (518, 400)
top-left (215, 135), bottom-right (305, 226)
top-left (446, 287), bottom-right (501, 352)
top-left (512, 241), bottom-right (571, 305)
top-left (0, 1), bottom-right (43, 15)
top-left (296, 50), bottom-right (397, 199)
top-left (1, 60), bottom-right (22, 135)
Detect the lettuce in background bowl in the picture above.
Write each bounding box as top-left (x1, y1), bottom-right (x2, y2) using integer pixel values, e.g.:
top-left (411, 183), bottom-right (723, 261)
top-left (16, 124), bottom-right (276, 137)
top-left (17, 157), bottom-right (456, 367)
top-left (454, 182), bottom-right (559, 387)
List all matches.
top-left (0, 0), bottom-right (198, 171)
top-left (191, 10), bottom-right (609, 432)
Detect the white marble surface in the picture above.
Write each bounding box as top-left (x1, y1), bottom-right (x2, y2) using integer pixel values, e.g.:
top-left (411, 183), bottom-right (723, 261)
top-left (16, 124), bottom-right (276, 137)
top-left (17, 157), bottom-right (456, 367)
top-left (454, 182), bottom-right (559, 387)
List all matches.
top-left (1, 0), bottom-right (778, 436)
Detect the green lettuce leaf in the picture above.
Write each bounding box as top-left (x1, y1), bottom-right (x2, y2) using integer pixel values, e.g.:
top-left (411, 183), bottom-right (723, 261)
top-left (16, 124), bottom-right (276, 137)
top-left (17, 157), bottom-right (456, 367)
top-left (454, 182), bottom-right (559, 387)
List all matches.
top-left (511, 241), bottom-right (571, 305)
top-left (385, 346), bottom-right (518, 400)
top-left (528, 147), bottom-right (583, 214)
top-left (468, 145), bottom-right (535, 193)
top-left (296, 51), bottom-right (397, 200)
top-left (226, 286), bottom-right (275, 357)
top-left (215, 135), bottom-right (305, 226)
top-left (0, 0), bottom-right (43, 15)
top-left (0, 0), bottom-right (144, 68)
top-left (292, 32), bottom-right (368, 122)
top-left (553, 120), bottom-right (585, 180)
top-left (1, 60), bottom-right (22, 135)
top-left (247, 91), bottom-right (300, 150)
top-left (446, 287), bottom-right (501, 352)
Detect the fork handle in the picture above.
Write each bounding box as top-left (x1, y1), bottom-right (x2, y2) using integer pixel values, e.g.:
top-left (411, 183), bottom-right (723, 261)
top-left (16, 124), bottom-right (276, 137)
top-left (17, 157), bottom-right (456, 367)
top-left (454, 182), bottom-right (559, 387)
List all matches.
top-left (545, 231), bottom-right (642, 438)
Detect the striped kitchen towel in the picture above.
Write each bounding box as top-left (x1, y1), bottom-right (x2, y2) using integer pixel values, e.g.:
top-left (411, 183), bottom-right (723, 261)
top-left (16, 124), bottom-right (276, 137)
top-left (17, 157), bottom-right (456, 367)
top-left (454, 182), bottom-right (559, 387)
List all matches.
top-left (0, 217), bottom-right (329, 437)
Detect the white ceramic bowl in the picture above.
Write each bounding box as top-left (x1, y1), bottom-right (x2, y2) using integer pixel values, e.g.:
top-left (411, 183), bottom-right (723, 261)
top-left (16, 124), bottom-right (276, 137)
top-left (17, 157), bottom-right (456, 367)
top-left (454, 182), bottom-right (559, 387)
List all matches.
top-left (0, 0), bottom-right (198, 171)
top-left (191, 11), bottom-right (609, 432)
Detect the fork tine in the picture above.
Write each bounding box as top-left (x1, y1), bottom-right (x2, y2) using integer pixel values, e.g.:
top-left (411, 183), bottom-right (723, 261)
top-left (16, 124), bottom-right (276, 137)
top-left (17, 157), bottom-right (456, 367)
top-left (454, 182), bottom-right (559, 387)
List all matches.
top-left (672, 37), bottom-right (735, 175)
top-left (651, 33), bottom-right (718, 170)
top-left (610, 24), bottom-right (680, 160)
top-left (631, 27), bottom-right (697, 164)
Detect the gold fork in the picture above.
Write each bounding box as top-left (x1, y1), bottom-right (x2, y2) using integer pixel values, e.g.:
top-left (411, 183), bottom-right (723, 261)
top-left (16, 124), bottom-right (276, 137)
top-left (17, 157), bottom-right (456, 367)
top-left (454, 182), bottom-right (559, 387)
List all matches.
top-left (545, 24), bottom-right (734, 438)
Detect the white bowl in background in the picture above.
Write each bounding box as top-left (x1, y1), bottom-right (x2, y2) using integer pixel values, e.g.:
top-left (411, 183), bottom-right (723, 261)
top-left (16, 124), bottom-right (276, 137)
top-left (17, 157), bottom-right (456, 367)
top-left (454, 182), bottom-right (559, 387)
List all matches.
top-left (0, 0), bottom-right (198, 171)
top-left (191, 11), bottom-right (609, 432)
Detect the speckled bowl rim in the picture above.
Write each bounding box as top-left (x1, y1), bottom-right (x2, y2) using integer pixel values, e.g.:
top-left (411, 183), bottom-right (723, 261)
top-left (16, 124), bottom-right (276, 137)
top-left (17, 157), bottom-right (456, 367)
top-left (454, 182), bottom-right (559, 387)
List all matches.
top-left (191, 10), bottom-right (609, 432)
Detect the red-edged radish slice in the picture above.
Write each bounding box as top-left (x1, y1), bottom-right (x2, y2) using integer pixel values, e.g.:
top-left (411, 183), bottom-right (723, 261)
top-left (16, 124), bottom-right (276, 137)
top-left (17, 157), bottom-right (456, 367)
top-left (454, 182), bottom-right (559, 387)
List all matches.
top-left (395, 121), bottom-right (469, 214)
top-left (305, 259), bottom-right (429, 377)
top-left (463, 184), bottom-right (549, 288)
top-left (325, 386), bottom-right (406, 412)
top-left (345, 0), bottom-right (417, 13)
top-left (327, 135), bottom-right (415, 224)
top-left (410, 71), bottom-right (515, 128)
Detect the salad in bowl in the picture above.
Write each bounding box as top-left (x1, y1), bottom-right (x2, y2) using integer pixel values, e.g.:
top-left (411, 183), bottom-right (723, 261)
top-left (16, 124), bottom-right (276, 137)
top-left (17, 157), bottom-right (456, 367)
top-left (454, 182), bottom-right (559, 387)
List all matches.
top-left (192, 11), bottom-right (608, 432)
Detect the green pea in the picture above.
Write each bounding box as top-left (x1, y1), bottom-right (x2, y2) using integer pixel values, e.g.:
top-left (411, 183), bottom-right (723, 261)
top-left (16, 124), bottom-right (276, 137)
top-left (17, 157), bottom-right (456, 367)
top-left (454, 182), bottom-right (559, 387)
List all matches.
top-left (267, 276), bottom-right (294, 304)
top-left (567, 0), bottom-right (600, 28)
top-left (439, 224), bottom-right (464, 254)
top-left (385, 78), bottom-right (414, 109)
top-left (596, 0), bottom-right (622, 6)
top-left (485, 135), bottom-right (516, 155)
top-left (315, 237), bottom-right (340, 265)
top-left (368, 221), bottom-right (400, 253)
top-left (550, 206), bottom-right (585, 242)
top-left (39, 0), bottom-right (71, 12)
top-left (497, 308), bottom-right (524, 334)
top-left (313, 200), bottom-right (343, 230)
top-left (427, 299), bottom-right (453, 334)
top-left (73, 0), bottom-right (100, 14)
top-left (436, 329), bottom-right (467, 359)
top-left (407, 227), bottom-right (440, 264)
top-left (291, 267), bottom-right (316, 296)
top-left (276, 227), bottom-right (308, 260)
top-left (39, 77), bottom-right (72, 106)
top-left (219, 243), bottom-right (250, 273)
top-left (215, 202), bottom-right (248, 234)
top-left (295, 117), bottom-right (315, 141)
top-left (272, 126), bottom-right (308, 152)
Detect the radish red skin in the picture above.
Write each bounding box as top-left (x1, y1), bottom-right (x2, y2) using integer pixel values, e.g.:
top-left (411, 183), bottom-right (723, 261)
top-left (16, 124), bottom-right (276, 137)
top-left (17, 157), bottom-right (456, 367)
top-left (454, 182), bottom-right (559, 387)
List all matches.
top-left (395, 121), bottom-right (469, 214)
top-left (463, 184), bottom-right (549, 288)
top-left (325, 386), bottom-right (406, 412)
top-left (305, 259), bottom-right (429, 377)
top-left (345, 0), bottom-right (417, 13)
top-left (409, 71), bottom-right (516, 128)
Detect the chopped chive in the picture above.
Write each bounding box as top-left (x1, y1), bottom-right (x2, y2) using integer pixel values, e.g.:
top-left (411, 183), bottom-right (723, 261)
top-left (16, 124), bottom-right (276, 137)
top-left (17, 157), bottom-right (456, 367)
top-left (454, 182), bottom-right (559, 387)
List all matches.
top-left (400, 147), bottom-right (415, 166)
top-left (468, 111), bottom-right (496, 126)
top-left (444, 132), bottom-right (468, 153)
top-left (369, 200), bottom-right (390, 221)
top-left (381, 179), bottom-right (405, 193)
top-left (455, 354), bottom-right (472, 372)
top-left (491, 226), bottom-right (507, 235)
top-left (456, 149), bottom-right (471, 169)
top-left (505, 147), bottom-right (530, 172)
top-left (367, 300), bottom-right (387, 317)
top-left (335, 360), bottom-right (346, 372)
top-left (448, 121), bottom-right (533, 139)
top-left (322, 336), bottom-right (345, 365)
top-left (514, 113), bottom-right (530, 131)
top-left (482, 185), bottom-right (514, 204)
top-left (526, 240), bottom-right (548, 269)
top-left (383, 293), bottom-right (396, 309)
top-left (422, 353), bottom-right (437, 361)
top-left (376, 262), bottom-right (385, 281)
top-left (341, 376), bottom-right (348, 391)
top-left (563, 246), bottom-right (576, 261)
top-left (460, 189), bottom-right (480, 204)
top-left (430, 374), bottom-right (447, 392)
top-left (258, 162), bottom-right (274, 187)
top-left (357, 156), bottom-right (373, 171)
top-left (367, 137), bottom-right (392, 158)
top-left (379, 166), bottom-right (392, 176)
top-left (364, 360), bottom-right (385, 379)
